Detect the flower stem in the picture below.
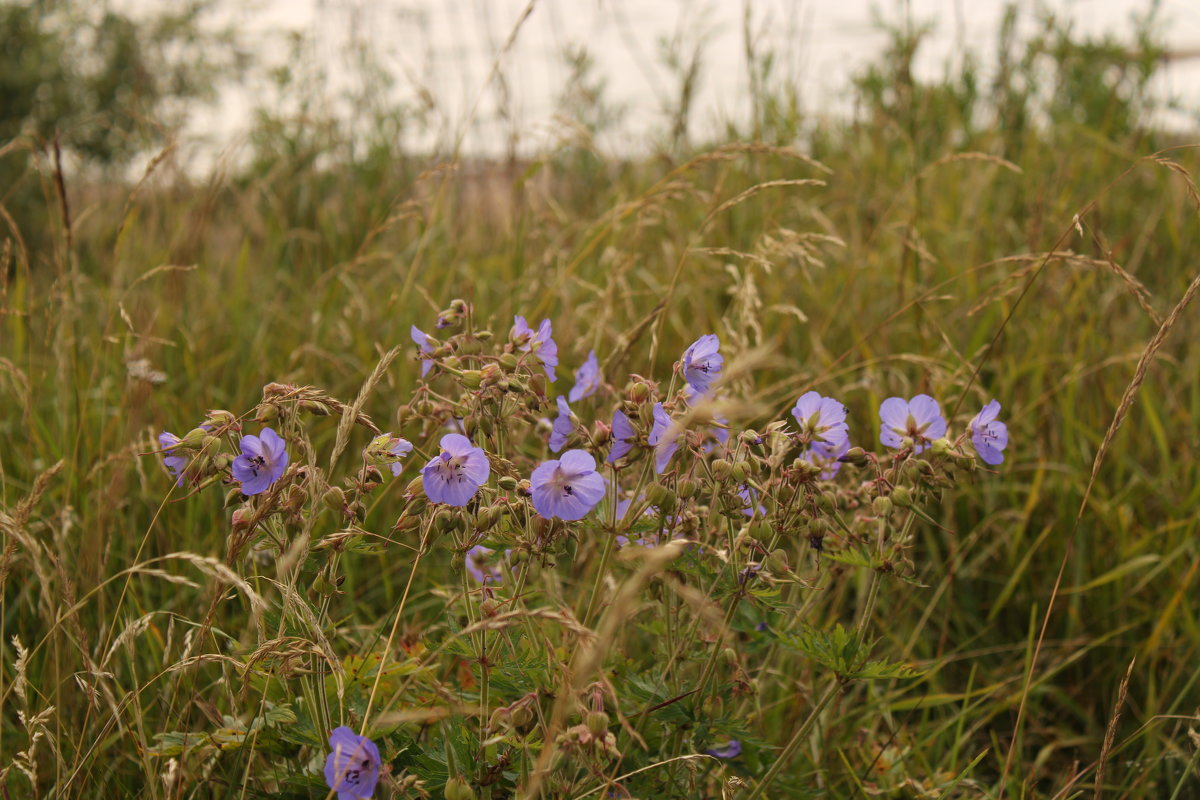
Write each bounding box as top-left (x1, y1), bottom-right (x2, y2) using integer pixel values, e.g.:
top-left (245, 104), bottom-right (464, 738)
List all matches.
top-left (743, 680), bottom-right (841, 800)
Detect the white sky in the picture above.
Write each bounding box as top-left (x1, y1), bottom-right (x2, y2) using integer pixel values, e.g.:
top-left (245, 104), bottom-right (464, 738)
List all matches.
top-left (144, 0), bottom-right (1200, 162)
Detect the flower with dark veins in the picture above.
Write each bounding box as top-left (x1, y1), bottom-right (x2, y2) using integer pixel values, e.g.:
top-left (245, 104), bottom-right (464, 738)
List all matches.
top-left (530, 449), bottom-right (606, 521)
top-left (878, 394), bottom-right (947, 454)
top-left (323, 726), bottom-right (381, 800)
top-left (232, 427), bottom-right (289, 495)
top-left (969, 399), bottom-right (1008, 465)
top-left (422, 433), bottom-right (490, 507)
top-left (681, 334), bottom-right (722, 396)
top-left (511, 315), bottom-right (559, 382)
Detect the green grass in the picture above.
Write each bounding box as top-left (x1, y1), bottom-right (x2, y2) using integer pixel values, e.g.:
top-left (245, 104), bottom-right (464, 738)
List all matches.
top-left (3, 12), bottom-right (1200, 798)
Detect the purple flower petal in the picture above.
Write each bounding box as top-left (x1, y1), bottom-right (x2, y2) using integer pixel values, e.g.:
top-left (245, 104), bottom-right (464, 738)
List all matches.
top-left (158, 431), bottom-right (189, 486)
top-left (608, 410), bottom-right (637, 464)
top-left (386, 436), bottom-right (413, 477)
top-left (324, 726), bottom-right (381, 799)
top-left (549, 396), bottom-right (573, 453)
top-left (530, 449), bottom-right (606, 521)
top-left (466, 545), bottom-right (505, 584)
top-left (411, 324), bottom-right (435, 378)
top-left (969, 400), bottom-right (1008, 465)
top-left (704, 739), bottom-right (741, 759)
top-left (513, 315), bottom-right (558, 382)
top-left (232, 427), bottom-right (289, 495)
top-left (648, 403), bottom-right (680, 474)
top-left (791, 391), bottom-right (849, 450)
top-left (681, 334), bottom-right (723, 396)
top-left (879, 395), bottom-right (946, 453)
top-left (569, 350), bottom-right (601, 402)
top-left (422, 434), bottom-right (489, 506)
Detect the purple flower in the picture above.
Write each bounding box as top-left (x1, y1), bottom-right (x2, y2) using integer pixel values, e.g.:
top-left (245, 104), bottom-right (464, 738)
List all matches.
top-left (530, 449), bottom-right (606, 521)
top-left (969, 400), bottom-right (1008, 465)
top-left (791, 391), bottom-right (849, 450)
top-left (607, 409), bottom-right (637, 464)
top-left (410, 325), bottom-right (435, 378)
top-left (738, 485), bottom-right (766, 517)
top-left (323, 726), bottom-right (381, 800)
top-left (512, 316), bottom-right (559, 382)
top-left (681, 334), bottom-right (723, 396)
top-left (465, 544), bottom-right (506, 584)
top-left (569, 350), bottom-right (601, 402)
top-left (879, 394), bottom-right (947, 454)
top-left (702, 416), bottom-right (730, 454)
top-left (614, 495), bottom-right (682, 546)
top-left (705, 739), bottom-right (742, 759)
top-left (648, 403), bottom-right (680, 474)
top-left (802, 437), bottom-right (849, 481)
top-left (158, 432), bottom-right (188, 486)
top-left (549, 396), bottom-right (574, 453)
top-left (422, 433), bottom-right (490, 506)
top-left (232, 427), bottom-right (289, 495)
top-left (385, 435), bottom-right (414, 477)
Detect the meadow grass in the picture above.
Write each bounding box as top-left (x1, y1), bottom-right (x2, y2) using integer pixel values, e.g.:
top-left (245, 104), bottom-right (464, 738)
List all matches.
top-left (2, 14), bottom-right (1200, 799)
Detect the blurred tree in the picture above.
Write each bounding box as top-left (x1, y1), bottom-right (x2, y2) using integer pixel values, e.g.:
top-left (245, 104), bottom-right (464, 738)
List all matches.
top-left (0, 0), bottom-right (240, 164)
top-left (0, 0), bottom-right (242, 263)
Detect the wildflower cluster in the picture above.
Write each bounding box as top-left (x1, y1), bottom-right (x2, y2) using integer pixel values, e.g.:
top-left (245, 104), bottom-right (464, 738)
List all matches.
top-left (150, 298), bottom-right (1006, 799)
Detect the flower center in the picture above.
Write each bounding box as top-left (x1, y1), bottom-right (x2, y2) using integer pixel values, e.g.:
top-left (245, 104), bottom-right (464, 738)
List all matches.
top-left (437, 453), bottom-right (468, 482)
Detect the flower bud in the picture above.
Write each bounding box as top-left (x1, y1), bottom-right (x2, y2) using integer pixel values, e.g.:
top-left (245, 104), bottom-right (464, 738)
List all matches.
top-left (223, 488), bottom-right (243, 509)
top-left (460, 338), bottom-right (483, 356)
top-left (435, 509), bottom-right (456, 532)
top-left (480, 598), bottom-right (499, 617)
top-left (395, 404), bottom-right (412, 425)
top-left (739, 430), bottom-right (763, 447)
top-left (511, 704), bottom-right (534, 728)
top-left (181, 427), bottom-right (209, 449)
top-left (530, 374), bottom-right (547, 395)
top-left (489, 707), bottom-right (511, 732)
top-left (499, 352), bottom-right (520, 370)
top-left (442, 355), bottom-right (460, 370)
top-left (461, 370), bottom-right (482, 389)
top-left (255, 403), bottom-right (280, 422)
top-left (497, 475), bottom-right (519, 491)
top-left (405, 476), bottom-right (425, 496)
top-left (872, 495), bottom-right (893, 517)
top-left (301, 399), bottom-right (332, 416)
top-left (592, 420), bottom-right (611, 445)
top-left (721, 647), bottom-right (738, 665)
top-left (931, 437), bottom-right (952, 456)
top-left (676, 478), bottom-right (698, 499)
top-left (444, 777), bottom-right (476, 800)
top-left (393, 514), bottom-right (420, 532)
top-left (323, 486), bottom-right (347, 511)
top-left (840, 446), bottom-right (869, 467)
top-left (767, 548), bottom-right (789, 572)
top-left (646, 483), bottom-right (676, 513)
top-left (231, 508), bottom-right (253, 532)
top-left (517, 479), bottom-right (532, 497)
top-left (890, 486), bottom-right (913, 507)
top-left (712, 458), bottom-right (732, 480)
top-left (479, 363), bottom-right (503, 388)
top-left (205, 409), bottom-right (237, 429)
top-left (730, 462), bottom-right (748, 484)
top-left (312, 572), bottom-right (338, 596)
top-left (586, 711), bottom-right (610, 736)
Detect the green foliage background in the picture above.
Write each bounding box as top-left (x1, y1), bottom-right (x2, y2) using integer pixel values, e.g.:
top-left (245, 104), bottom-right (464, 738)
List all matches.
top-left (1, 2), bottom-right (1199, 797)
